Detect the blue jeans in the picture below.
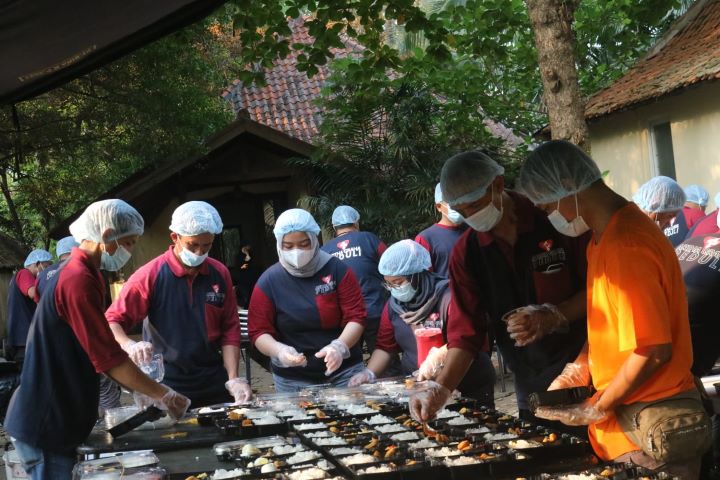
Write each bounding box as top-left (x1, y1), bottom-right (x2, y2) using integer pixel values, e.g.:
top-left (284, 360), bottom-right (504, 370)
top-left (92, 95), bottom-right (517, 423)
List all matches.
top-left (11, 438), bottom-right (75, 480)
top-left (273, 362), bottom-right (366, 393)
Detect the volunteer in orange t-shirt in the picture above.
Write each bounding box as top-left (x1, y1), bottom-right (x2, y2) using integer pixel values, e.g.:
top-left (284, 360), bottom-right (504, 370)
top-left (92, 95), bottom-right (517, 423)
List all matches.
top-left (517, 140), bottom-right (700, 479)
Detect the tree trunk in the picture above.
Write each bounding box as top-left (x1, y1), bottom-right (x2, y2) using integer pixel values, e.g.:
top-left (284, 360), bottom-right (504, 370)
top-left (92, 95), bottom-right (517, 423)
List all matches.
top-left (0, 168), bottom-right (27, 247)
top-left (525, 0), bottom-right (589, 148)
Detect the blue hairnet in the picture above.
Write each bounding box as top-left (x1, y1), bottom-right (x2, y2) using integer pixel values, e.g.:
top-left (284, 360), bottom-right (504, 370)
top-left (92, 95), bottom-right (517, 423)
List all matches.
top-left (517, 141), bottom-right (602, 204)
top-left (714, 192), bottom-right (720, 209)
top-left (331, 205), bottom-right (360, 227)
top-left (684, 185), bottom-right (709, 207)
top-left (24, 249), bottom-right (52, 267)
top-left (434, 183), bottom-right (444, 203)
top-left (274, 208), bottom-right (321, 241)
top-left (632, 176), bottom-right (685, 213)
top-left (56, 236), bottom-right (79, 257)
top-left (378, 240), bottom-right (431, 276)
top-left (170, 201), bottom-right (223, 236)
top-left (440, 151), bottom-right (505, 207)
top-left (70, 199), bottom-right (144, 243)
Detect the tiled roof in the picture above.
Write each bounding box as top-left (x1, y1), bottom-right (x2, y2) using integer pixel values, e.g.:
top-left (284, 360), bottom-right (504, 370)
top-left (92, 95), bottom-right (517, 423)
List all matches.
top-left (222, 19), bottom-right (363, 144)
top-left (586, 0), bottom-right (720, 119)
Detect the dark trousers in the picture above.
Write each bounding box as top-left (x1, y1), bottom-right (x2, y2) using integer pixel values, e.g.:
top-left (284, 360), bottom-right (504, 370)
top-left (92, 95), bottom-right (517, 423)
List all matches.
top-left (458, 351), bottom-right (496, 409)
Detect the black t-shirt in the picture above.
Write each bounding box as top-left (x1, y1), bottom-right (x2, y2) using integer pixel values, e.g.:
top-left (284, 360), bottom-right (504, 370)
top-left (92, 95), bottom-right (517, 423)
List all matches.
top-left (676, 234), bottom-right (720, 376)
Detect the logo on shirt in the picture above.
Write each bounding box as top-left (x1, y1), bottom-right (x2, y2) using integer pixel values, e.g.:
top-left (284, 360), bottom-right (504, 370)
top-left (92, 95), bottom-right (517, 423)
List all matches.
top-left (212, 284), bottom-right (220, 293)
top-left (538, 239), bottom-right (553, 252)
top-left (531, 247), bottom-right (567, 272)
top-left (315, 275), bottom-right (337, 295)
top-left (205, 286), bottom-right (225, 306)
top-left (676, 240), bottom-right (720, 269)
top-left (337, 239), bottom-right (350, 250)
top-left (664, 223), bottom-right (680, 236)
top-left (425, 312), bottom-right (441, 329)
top-left (331, 243), bottom-right (363, 261)
top-left (704, 237), bottom-right (720, 250)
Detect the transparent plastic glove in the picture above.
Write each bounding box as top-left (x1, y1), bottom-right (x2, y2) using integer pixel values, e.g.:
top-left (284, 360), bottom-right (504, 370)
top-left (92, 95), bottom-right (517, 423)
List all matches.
top-left (315, 339), bottom-right (350, 376)
top-left (122, 340), bottom-right (154, 365)
top-left (225, 378), bottom-right (252, 404)
top-left (534, 400), bottom-right (606, 426)
top-left (409, 380), bottom-right (452, 422)
top-left (505, 303), bottom-right (568, 347)
top-left (272, 344), bottom-right (307, 368)
top-left (417, 345), bottom-right (448, 381)
top-left (548, 362), bottom-right (591, 391)
top-left (348, 368), bottom-right (376, 387)
top-left (133, 387), bottom-right (191, 421)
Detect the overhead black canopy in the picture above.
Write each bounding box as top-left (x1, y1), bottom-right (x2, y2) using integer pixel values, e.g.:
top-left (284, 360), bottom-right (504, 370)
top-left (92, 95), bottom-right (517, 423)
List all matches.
top-left (0, 0), bottom-right (226, 105)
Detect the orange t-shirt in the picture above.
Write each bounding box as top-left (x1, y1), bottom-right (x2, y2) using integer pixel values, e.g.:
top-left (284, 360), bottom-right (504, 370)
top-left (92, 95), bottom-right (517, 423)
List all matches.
top-left (586, 203), bottom-right (695, 461)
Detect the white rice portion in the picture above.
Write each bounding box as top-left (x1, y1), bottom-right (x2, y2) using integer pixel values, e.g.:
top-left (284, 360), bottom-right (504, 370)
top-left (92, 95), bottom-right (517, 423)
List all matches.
top-left (305, 430), bottom-right (333, 438)
top-left (314, 436), bottom-right (348, 446)
top-left (465, 426), bottom-right (490, 434)
top-left (374, 424), bottom-right (408, 434)
top-left (390, 431), bottom-right (420, 442)
top-left (408, 438), bottom-right (438, 450)
top-left (365, 414), bottom-right (395, 425)
top-left (434, 409), bottom-right (461, 419)
top-left (213, 468), bottom-right (247, 479)
top-left (342, 405), bottom-right (376, 415)
top-left (273, 444), bottom-right (307, 455)
top-left (443, 456), bottom-right (480, 466)
top-left (328, 447), bottom-right (363, 456)
top-left (340, 453), bottom-right (378, 466)
top-left (424, 447), bottom-right (463, 457)
top-left (254, 415), bottom-right (282, 425)
top-left (286, 451), bottom-right (322, 465)
top-left (446, 416), bottom-right (475, 426)
top-left (357, 465), bottom-right (395, 474)
top-left (287, 467), bottom-right (329, 480)
top-left (507, 439), bottom-right (543, 449)
top-left (295, 422), bottom-right (328, 431)
top-left (484, 432), bottom-right (517, 441)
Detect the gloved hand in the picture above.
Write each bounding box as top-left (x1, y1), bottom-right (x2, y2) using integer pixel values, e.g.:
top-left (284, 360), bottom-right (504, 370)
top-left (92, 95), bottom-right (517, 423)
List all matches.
top-left (534, 399), bottom-right (606, 426)
top-left (133, 387), bottom-right (191, 421)
top-left (409, 380), bottom-right (452, 422)
top-left (225, 378), bottom-right (252, 404)
top-left (271, 344), bottom-right (307, 368)
top-left (315, 339), bottom-right (350, 376)
top-left (417, 345), bottom-right (448, 381)
top-left (348, 368), bottom-right (376, 387)
top-left (505, 303), bottom-right (568, 347)
top-left (122, 340), bottom-right (154, 365)
top-left (548, 362), bottom-right (591, 391)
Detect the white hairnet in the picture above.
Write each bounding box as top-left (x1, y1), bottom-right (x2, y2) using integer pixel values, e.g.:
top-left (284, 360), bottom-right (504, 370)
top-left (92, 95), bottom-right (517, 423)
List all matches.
top-left (632, 176), bottom-right (685, 213)
top-left (440, 151), bottom-right (505, 207)
top-left (169, 201), bottom-right (223, 236)
top-left (69, 199), bottom-right (144, 243)
top-left (56, 236), bottom-right (79, 257)
top-left (274, 208), bottom-right (321, 241)
top-left (24, 249), bottom-right (52, 268)
top-left (378, 240), bottom-right (431, 276)
top-left (517, 140), bottom-right (602, 205)
top-left (434, 183), bottom-right (443, 204)
top-left (685, 185), bottom-right (709, 206)
top-left (331, 205), bottom-right (360, 227)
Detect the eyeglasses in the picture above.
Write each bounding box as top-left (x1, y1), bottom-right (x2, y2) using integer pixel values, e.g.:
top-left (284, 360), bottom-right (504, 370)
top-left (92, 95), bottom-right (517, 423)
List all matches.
top-left (383, 281), bottom-right (405, 291)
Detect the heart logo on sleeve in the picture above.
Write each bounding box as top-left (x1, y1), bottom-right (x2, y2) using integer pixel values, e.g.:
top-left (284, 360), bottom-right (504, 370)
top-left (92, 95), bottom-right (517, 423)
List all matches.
top-left (321, 275), bottom-right (333, 284)
top-left (337, 240), bottom-right (350, 250)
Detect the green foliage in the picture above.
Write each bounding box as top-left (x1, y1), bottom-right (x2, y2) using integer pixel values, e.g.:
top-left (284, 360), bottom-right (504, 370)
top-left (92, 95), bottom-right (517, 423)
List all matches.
top-left (0, 15), bottom-right (235, 248)
top-left (290, 70), bottom-right (523, 242)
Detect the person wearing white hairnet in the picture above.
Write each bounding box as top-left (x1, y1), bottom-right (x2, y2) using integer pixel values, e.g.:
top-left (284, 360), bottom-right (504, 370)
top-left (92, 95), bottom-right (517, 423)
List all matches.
top-left (662, 184), bottom-right (710, 246)
top-left (517, 141), bottom-right (704, 479)
top-left (6, 248), bottom-right (52, 364)
top-left (34, 236), bottom-right (79, 300)
top-left (321, 205), bottom-right (388, 355)
top-left (414, 183), bottom-right (468, 277)
top-left (409, 150), bottom-right (589, 437)
top-left (106, 201), bottom-right (251, 406)
top-left (631, 176), bottom-right (685, 236)
top-left (249, 208), bottom-right (367, 392)
top-left (5, 199), bottom-right (190, 480)
top-left (347, 240), bottom-right (495, 405)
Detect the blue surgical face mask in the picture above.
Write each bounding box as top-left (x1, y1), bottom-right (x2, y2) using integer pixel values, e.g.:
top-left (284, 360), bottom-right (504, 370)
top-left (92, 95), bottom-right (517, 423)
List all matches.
top-left (391, 281), bottom-right (417, 303)
top-left (101, 241), bottom-right (132, 271)
top-left (179, 247), bottom-right (208, 267)
top-left (446, 206), bottom-right (464, 225)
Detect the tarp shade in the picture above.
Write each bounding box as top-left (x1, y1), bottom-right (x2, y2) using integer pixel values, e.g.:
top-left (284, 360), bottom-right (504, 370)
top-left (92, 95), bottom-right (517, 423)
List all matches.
top-left (0, 0), bottom-right (227, 105)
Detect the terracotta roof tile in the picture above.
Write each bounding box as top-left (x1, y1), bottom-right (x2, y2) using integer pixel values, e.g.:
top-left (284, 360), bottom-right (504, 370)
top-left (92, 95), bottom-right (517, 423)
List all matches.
top-left (586, 0), bottom-right (720, 119)
top-left (222, 18), bottom-right (361, 145)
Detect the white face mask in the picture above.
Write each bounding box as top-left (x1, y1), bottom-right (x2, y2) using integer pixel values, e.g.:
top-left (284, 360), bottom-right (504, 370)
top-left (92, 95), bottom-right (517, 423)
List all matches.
top-left (463, 187), bottom-right (503, 232)
top-left (281, 248), bottom-right (315, 269)
top-left (444, 204), bottom-right (464, 225)
top-left (179, 248), bottom-right (208, 267)
top-left (101, 241), bottom-right (132, 271)
top-left (547, 194), bottom-right (590, 237)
